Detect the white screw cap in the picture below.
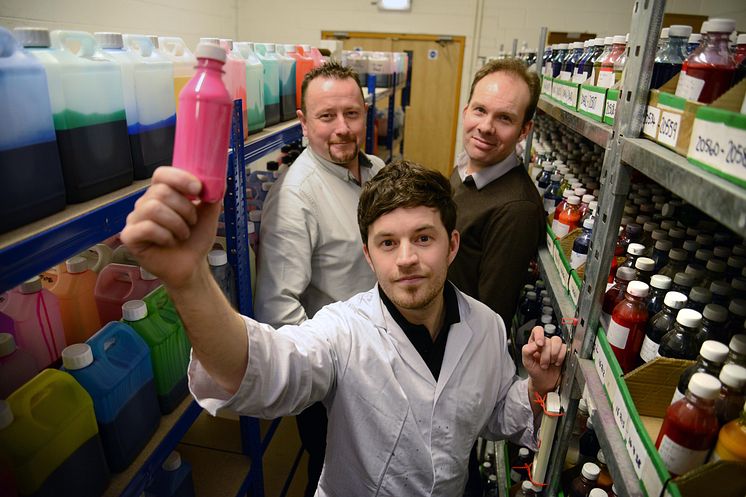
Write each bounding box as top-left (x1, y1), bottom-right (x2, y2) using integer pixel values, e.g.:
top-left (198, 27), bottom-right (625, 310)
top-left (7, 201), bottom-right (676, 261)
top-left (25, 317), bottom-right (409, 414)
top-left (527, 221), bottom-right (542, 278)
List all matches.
top-left (122, 300), bottom-right (148, 321)
top-left (664, 291), bottom-right (688, 310)
top-left (66, 256), bottom-right (88, 274)
top-left (581, 462), bottom-right (601, 480)
top-left (94, 32), bottom-right (124, 49)
top-left (676, 308), bottom-right (702, 328)
top-left (719, 364), bottom-right (746, 389)
top-left (162, 451), bottom-right (182, 471)
top-left (627, 281), bottom-right (649, 298)
top-left (700, 340), bottom-right (729, 363)
top-left (14, 27), bottom-right (51, 47)
top-left (208, 250), bottom-right (228, 267)
top-left (0, 333), bottom-right (17, 357)
top-left (195, 42), bottom-right (226, 63)
top-left (687, 372), bottom-right (721, 400)
top-left (650, 275), bottom-right (671, 290)
top-left (729, 334), bottom-right (746, 355)
top-left (62, 343), bottom-right (94, 370)
top-left (19, 276), bottom-right (42, 294)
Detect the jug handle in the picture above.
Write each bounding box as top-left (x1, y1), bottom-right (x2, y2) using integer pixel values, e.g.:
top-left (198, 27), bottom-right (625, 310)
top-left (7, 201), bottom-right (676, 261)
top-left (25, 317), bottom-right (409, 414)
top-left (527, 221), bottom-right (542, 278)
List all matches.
top-left (0, 29), bottom-right (19, 58)
top-left (51, 30), bottom-right (97, 58)
top-left (24, 372), bottom-right (79, 429)
top-left (89, 323), bottom-right (141, 367)
top-left (158, 36), bottom-right (185, 57)
top-left (122, 34), bottom-right (153, 58)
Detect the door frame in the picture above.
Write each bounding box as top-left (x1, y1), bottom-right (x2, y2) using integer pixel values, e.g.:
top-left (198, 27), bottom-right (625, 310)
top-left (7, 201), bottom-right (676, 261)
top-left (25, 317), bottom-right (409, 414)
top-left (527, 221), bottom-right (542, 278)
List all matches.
top-left (322, 31), bottom-right (466, 164)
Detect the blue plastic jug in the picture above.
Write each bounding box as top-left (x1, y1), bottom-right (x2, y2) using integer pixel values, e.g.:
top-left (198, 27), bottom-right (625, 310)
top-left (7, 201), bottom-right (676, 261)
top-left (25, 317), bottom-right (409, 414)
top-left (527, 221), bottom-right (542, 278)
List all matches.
top-left (145, 451), bottom-right (196, 497)
top-left (0, 27), bottom-right (65, 233)
top-left (61, 322), bottom-right (160, 472)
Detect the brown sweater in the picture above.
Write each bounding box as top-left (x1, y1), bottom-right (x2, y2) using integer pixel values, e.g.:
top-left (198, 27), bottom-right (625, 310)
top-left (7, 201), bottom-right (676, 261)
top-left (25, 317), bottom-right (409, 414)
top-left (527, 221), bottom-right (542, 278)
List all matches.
top-left (448, 164), bottom-right (545, 323)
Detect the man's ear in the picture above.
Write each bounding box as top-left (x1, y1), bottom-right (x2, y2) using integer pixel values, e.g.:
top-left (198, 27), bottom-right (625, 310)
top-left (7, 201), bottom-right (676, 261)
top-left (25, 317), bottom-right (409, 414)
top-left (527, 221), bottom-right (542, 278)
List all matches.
top-left (519, 119), bottom-right (533, 143)
top-left (447, 230), bottom-right (460, 265)
top-left (362, 242), bottom-right (375, 271)
top-left (298, 109), bottom-right (308, 137)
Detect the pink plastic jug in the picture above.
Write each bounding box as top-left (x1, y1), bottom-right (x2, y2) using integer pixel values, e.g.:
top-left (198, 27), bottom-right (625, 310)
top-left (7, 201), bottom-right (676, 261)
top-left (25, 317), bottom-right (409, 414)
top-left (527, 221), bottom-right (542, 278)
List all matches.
top-left (48, 256), bottom-right (102, 345)
top-left (220, 39), bottom-right (248, 140)
top-left (94, 264), bottom-right (162, 323)
top-left (298, 44), bottom-right (324, 68)
top-left (0, 333), bottom-right (40, 398)
top-left (171, 42), bottom-right (232, 203)
top-left (0, 276), bottom-right (66, 368)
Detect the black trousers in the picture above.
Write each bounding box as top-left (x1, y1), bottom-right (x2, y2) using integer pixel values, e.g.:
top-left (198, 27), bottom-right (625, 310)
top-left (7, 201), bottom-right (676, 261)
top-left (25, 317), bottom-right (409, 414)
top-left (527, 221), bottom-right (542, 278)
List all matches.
top-left (296, 401), bottom-right (327, 497)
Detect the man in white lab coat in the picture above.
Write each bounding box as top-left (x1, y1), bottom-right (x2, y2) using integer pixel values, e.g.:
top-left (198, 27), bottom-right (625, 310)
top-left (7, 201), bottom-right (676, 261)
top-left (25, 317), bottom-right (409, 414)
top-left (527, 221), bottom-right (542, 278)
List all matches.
top-left (121, 160), bottom-right (566, 496)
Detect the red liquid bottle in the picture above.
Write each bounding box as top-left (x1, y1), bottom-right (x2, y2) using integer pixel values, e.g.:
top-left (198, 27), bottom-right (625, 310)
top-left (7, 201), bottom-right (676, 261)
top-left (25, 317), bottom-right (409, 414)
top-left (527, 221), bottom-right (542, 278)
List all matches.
top-left (656, 372), bottom-right (721, 476)
top-left (555, 195), bottom-right (582, 237)
top-left (676, 19), bottom-right (736, 104)
top-left (601, 266), bottom-right (637, 330)
top-left (607, 280), bottom-right (649, 373)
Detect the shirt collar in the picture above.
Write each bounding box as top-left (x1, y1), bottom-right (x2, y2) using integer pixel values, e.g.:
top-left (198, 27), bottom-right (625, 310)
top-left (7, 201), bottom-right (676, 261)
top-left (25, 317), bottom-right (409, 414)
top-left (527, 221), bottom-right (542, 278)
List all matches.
top-left (456, 151), bottom-right (519, 190)
top-left (377, 281), bottom-right (461, 338)
top-left (306, 146), bottom-right (374, 185)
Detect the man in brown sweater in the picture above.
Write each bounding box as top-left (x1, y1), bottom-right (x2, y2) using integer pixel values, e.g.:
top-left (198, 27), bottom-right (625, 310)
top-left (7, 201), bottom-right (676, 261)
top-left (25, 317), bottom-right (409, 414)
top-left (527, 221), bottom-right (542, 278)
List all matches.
top-left (449, 58), bottom-right (545, 325)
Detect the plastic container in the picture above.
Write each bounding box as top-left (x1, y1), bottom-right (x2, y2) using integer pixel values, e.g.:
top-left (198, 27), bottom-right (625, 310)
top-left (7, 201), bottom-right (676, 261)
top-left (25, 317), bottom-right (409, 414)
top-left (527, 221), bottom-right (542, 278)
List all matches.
top-left (570, 219), bottom-right (594, 270)
top-left (568, 462), bottom-right (600, 497)
top-left (634, 257), bottom-right (656, 285)
top-left (15, 27), bottom-right (133, 202)
top-left (676, 19), bottom-right (737, 103)
top-left (592, 37), bottom-right (614, 85)
top-left (283, 44), bottom-right (313, 110)
top-left (651, 25), bottom-right (692, 89)
top-left (555, 195), bottom-right (581, 237)
top-left (715, 364), bottom-right (746, 425)
top-left (0, 27), bottom-right (66, 233)
top-left (299, 44), bottom-right (324, 68)
top-left (254, 43), bottom-right (281, 126)
top-left (671, 340), bottom-right (729, 404)
top-left (0, 369), bottom-right (110, 497)
top-left (368, 51), bottom-right (393, 87)
top-left (343, 50), bottom-right (368, 85)
top-left (712, 400), bottom-right (746, 461)
top-left (145, 451), bottom-right (196, 497)
top-left (61, 323), bottom-right (160, 472)
top-left (233, 42), bottom-right (265, 133)
top-left (208, 250), bottom-right (237, 307)
top-left (726, 334), bottom-right (746, 368)
top-left (695, 303), bottom-right (729, 347)
top-left (157, 37), bottom-right (197, 111)
top-left (49, 256), bottom-right (102, 345)
top-left (218, 39), bottom-right (248, 139)
top-left (658, 308), bottom-right (703, 360)
top-left (77, 243), bottom-right (114, 273)
top-left (608, 281), bottom-right (649, 373)
top-left (124, 296), bottom-right (190, 414)
top-left (94, 263), bottom-right (162, 323)
top-left (172, 43), bottom-right (232, 203)
top-left (0, 276), bottom-right (66, 368)
top-left (601, 267), bottom-right (637, 329)
top-left (647, 275), bottom-right (672, 316)
top-left (275, 45), bottom-right (297, 121)
top-left (0, 333), bottom-right (39, 398)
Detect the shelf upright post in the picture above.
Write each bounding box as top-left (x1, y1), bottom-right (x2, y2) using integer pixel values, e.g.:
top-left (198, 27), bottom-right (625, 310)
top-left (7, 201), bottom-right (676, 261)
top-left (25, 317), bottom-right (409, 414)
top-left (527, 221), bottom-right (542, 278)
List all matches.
top-left (366, 73), bottom-right (377, 154)
top-left (542, 2), bottom-right (665, 496)
top-left (522, 26), bottom-right (548, 170)
top-left (387, 72), bottom-right (397, 163)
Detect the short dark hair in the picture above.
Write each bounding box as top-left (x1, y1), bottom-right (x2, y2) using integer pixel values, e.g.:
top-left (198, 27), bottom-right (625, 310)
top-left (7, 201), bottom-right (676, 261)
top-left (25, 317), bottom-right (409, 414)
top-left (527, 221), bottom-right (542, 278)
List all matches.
top-left (300, 61), bottom-right (364, 114)
top-left (468, 58), bottom-right (540, 125)
top-left (358, 160), bottom-right (457, 244)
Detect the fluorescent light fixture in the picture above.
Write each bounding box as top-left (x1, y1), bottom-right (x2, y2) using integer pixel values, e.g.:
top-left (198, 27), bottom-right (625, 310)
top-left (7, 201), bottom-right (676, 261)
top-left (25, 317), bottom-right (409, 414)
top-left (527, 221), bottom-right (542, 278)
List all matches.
top-left (378, 0), bottom-right (411, 11)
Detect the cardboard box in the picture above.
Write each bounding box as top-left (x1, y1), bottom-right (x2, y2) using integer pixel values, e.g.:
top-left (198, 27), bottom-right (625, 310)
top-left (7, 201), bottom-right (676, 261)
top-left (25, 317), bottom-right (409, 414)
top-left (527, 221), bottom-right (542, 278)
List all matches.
top-left (576, 84), bottom-right (608, 123)
top-left (603, 88), bottom-right (620, 126)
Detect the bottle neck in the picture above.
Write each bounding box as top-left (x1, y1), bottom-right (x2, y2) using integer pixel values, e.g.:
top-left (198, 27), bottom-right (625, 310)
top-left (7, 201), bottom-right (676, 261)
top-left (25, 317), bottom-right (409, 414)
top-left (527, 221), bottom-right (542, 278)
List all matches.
top-left (684, 390), bottom-right (716, 409)
top-left (197, 57), bottom-right (225, 72)
top-left (698, 356), bottom-right (723, 374)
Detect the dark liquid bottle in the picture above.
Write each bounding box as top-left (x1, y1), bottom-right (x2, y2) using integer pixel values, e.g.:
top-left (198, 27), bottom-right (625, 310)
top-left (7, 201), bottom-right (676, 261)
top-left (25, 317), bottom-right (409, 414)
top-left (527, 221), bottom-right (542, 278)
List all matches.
top-left (640, 291), bottom-right (688, 364)
top-left (648, 274), bottom-right (672, 316)
top-left (687, 286), bottom-right (712, 314)
top-left (658, 308), bottom-right (703, 360)
top-left (651, 25), bottom-right (691, 89)
top-left (569, 463), bottom-right (600, 497)
top-left (715, 364), bottom-right (746, 425)
top-left (671, 340), bottom-right (729, 405)
top-left (696, 304), bottom-right (730, 347)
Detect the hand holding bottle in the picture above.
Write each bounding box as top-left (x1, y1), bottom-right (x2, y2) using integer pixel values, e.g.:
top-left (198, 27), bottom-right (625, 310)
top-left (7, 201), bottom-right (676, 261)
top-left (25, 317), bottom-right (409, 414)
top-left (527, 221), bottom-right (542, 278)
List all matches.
top-left (523, 326), bottom-right (567, 402)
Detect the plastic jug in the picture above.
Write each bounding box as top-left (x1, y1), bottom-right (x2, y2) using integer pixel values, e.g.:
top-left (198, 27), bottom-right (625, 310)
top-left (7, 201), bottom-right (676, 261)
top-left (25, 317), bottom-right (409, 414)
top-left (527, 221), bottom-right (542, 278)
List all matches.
top-left (343, 50), bottom-right (368, 85)
top-left (14, 28), bottom-right (133, 203)
top-left (123, 34), bottom-right (177, 178)
top-left (275, 45), bottom-right (297, 120)
top-left (253, 43), bottom-right (281, 126)
top-left (145, 451), bottom-right (196, 497)
top-left (283, 44), bottom-right (313, 110)
top-left (172, 42), bottom-right (232, 203)
top-left (94, 263), bottom-right (162, 323)
top-left (123, 298), bottom-right (190, 414)
top-left (0, 27), bottom-right (65, 234)
top-left (0, 333), bottom-right (39, 398)
top-left (208, 250), bottom-right (237, 307)
top-left (368, 51), bottom-right (393, 87)
top-left (0, 276), bottom-right (66, 368)
top-left (48, 256), bottom-right (102, 345)
top-left (158, 36), bottom-right (197, 111)
top-left (233, 42), bottom-right (265, 133)
top-left (218, 39), bottom-right (248, 139)
top-left (0, 455), bottom-right (18, 497)
top-left (0, 370), bottom-right (110, 497)
top-left (61, 323), bottom-right (160, 472)
top-left (77, 243), bottom-right (114, 273)
top-left (298, 44), bottom-right (324, 68)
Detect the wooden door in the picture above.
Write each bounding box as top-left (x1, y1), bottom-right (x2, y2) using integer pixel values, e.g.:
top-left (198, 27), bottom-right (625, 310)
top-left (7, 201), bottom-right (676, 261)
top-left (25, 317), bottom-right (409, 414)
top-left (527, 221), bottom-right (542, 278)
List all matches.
top-left (322, 32), bottom-right (464, 177)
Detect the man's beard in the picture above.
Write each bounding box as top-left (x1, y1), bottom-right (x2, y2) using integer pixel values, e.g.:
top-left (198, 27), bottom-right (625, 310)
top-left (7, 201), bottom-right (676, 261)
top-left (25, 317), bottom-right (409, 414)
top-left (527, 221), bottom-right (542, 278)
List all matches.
top-left (328, 141), bottom-right (359, 165)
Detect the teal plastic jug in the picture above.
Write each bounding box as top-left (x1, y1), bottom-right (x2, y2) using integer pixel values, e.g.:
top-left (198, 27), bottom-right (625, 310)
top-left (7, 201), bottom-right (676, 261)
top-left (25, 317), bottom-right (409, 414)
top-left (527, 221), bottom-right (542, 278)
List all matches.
top-left (275, 45), bottom-right (297, 121)
top-left (253, 43), bottom-right (281, 126)
top-left (234, 42), bottom-right (265, 133)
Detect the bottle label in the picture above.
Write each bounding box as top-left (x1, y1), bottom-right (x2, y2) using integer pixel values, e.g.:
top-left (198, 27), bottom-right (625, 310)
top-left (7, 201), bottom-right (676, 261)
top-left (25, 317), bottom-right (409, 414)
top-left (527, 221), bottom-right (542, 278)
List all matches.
top-left (596, 70), bottom-right (616, 89)
top-left (551, 218), bottom-right (562, 234)
top-left (674, 72), bottom-right (705, 102)
top-left (639, 335), bottom-right (659, 363)
top-left (606, 318), bottom-right (631, 349)
top-left (559, 70), bottom-right (572, 81)
top-left (570, 250), bottom-right (587, 269)
top-left (670, 388), bottom-right (685, 405)
top-left (658, 435), bottom-right (709, 476)
top-left (554, 221), bottom-right (571, 238)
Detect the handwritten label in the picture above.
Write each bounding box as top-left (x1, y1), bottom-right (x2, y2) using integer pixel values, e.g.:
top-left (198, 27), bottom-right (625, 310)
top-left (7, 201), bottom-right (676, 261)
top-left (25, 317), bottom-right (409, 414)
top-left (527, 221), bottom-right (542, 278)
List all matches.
top-left (542, 77), bottom-right (552, 96)
top-left (641, 457), bottom-right (665, 497)
top-left (657, 110), bottom-right (682, 147)
top-left (559, 70), bottom-right (572, 82)
top-left (675, 72), bottom-right (705, 101)
top-left (688, 119), bottom-right (746, 182)
top-left (578, 87), bottom-right (605, 118)
top-left (604, 98), bottom-right (617, 121)
top-left (596, 70), bottom-right (616, 89)
top-left (642, 105), bottom-right (661, 139)
top-left (546, 232), bottom-right (555, 253)
top-left (613, 386), bottom-right (630, 440)
top-left (625, 422), bottom-right (646, 477)
top-left (553, 83), bottom-right (579, 108)
top-left (557, 256), bottom-right (571, 289)
top-left (569, 277), bottom-right (580, 307)
top-left (544, 63), bottom-right (552, 77)
top-left (593, 339), bottom-right (610, 391)
top-left (572, 69), bottom-right (588, 84)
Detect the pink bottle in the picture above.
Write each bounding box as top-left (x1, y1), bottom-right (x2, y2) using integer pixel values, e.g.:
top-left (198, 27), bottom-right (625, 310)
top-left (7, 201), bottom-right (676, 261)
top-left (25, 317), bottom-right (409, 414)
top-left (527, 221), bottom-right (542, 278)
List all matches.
top-left (94, 264), bottom-right (162, 323)
top-left (0, 333), bottom-right (39, 398)
top-left (219, 39), bottom-right (249, 140)
top-left (297, 44), bottom-right (324, 68)
top-left (172, 42), bottom-right (232, 203)
top-left (48, 256), bottom-right (102, 345)
top-left (0, 276), bottom-right (66, 368)
top-left (284, 44), bottom-right (313, 109)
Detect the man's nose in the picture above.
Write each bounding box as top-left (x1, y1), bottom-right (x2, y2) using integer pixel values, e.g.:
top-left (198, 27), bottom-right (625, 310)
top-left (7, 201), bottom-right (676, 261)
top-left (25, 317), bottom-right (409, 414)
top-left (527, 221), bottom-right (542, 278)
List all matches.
top-left (396, 242), bottom-right (418, 267)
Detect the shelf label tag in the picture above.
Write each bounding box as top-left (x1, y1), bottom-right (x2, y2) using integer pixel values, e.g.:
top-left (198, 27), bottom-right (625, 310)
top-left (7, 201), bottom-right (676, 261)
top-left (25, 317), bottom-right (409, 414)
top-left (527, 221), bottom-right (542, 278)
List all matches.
top-left (657, 110), bottom-right (682, 147)
top-left (596, 70), bottom-right (616, 89)
top-left (578, 87), bottom-right (605, 118)
top-left (568, 276), bottom-right (580, 307)
top-left (593, 336), bottom-right (612, 397)
top-left (612, 386), bottom-right (630, 440)
top-left (557, 255), bottom-right (570, 289)
top-left (546, 232), bottom-right (555, 252)
top-left (642, 105), bottom-right (661, 139)
top-left (625, 421), bottom-right (646, 477)
top-left (542, 77), bottom-right (553, 96)
top-left (556, 83), bottom-right (579, 108)
top-left (604, 97), bottom-right (617, 121)
top-left (688, 118), bottom-right (746, 181)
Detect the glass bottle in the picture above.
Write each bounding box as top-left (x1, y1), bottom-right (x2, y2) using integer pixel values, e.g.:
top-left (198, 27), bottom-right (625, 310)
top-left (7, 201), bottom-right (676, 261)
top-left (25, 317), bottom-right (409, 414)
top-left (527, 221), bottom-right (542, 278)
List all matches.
top-left (595, 450), bottom-right (613, 493)
top-left (552, 43), bottom-right (569, 78)
top-left (696, 304), bottom-right (730, 347)
top-left (543, 174), bottom-right (562, 214)
top-left (672, 272), bottom-right (696, 297)
top-left (601, 267), bottom-right (637, 329)
top-left (597, 35), bottom-right (626, 88)
top-left (578, 194), bottom-right (594, 220)
top-left (556, 195), bottom-right (582, 237)
top-left (687, 33), bottom-right (702, 55)
top-left (727, 256), bottom-right (746, 281)
top-left (569, 463), bottom-right (600, 497)
top-left (684, 264), bottom-right (706, 287)
top-left (551, 189), bottom-right (573, 233)
top-left (651, 24), bottom-right (692, 89)
top-left (653, 239), bottom-right (674, 272)
top-left (510, 447), bottom-right (533, 485)
top-left (563, 42), bottom-right (584, 79)
top-left (573, 39), bottom-right (594, 83)
top-left (571, 219), bottom-right (594, 270)
top-left (634, 257), bottom-right (656, 285)
top-left (580, 200), bottom-right (598, 227)
top-left (687, 286), bottom-right (712, 314)
top-left (592, 37), bottom-right (614, 85)
top-left (676, 18), bottom-right (737, 103)
top-left (668, 227), bottom-right (687, 248)
top-left (671, 340), bottom-right (729, 404)
top-left (702, 259), bottom-right (728, 289)
top-left (658, 308), bottom-right (703, 360)
top-left (641, 291), bottom-right (688, 363)
top-left (726, 300), bottom-right (746, 338)
top-left (578, 416), bottom-right (600, 465)
top-left (648, 274), bottom-right (672, 316)
top-left (726, 335), bottom-right (746, 368)
top-left (621, 243), bottom-right (646, 270)
top-left (608, 281), bottom-right (649, 373)
top-left (682, 239), bottom-right (700, 262)
top-left (716, 364), bottom-right (746, 425)
top-left (713, 245), bottom-right (732, 261)
top-left (536, 164), bottom-right (554, 195)
top-left (656, 373), bottom-right (721, 476)
top-left (619, 223), bottom-right (643, 254)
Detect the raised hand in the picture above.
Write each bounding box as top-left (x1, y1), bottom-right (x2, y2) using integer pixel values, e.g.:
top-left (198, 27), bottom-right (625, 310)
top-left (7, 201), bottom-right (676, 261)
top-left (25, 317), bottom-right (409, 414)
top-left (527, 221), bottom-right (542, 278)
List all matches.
top-left (522, 326), bottom-right (567, 397)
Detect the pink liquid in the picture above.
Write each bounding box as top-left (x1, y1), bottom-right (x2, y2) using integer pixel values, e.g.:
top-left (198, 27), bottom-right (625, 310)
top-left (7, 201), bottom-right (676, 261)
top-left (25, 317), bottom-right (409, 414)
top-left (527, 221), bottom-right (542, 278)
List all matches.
top-left (220, 41), bottom-right (249, 139)
top-left (287, 50), bottom-right (314, 109)
top-left (0, 342), bottom-right (39, 398)
top-left (172, 57), bottom-right (232, 203)
top-left (94, 263), bottom-right (162, 323)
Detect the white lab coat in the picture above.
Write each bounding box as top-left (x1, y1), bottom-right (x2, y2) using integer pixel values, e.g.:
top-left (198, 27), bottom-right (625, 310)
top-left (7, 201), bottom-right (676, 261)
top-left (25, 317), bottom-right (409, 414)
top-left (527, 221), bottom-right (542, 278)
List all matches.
top-left (189, 285), bottom-right (536, 496)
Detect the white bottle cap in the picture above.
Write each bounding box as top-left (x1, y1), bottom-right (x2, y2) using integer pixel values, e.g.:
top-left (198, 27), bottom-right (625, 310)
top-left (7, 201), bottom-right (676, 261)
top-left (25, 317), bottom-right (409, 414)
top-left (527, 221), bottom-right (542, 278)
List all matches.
top-left (627, 243), bottom-right (646, 256)
top-left (689, 33), bottom-right (701, 43)
top-left (550, 174), bottom-right (561, 181)
top-left (122, 300), bottom-right (148, 321)
top-left (660, 27), bottom-right (670, 39)
top-left (567, 195), bottom-right (581, 206)
top-left (94, 32), bottom-right (124, 49)
top-left (703, 304), bottom-right (728, 323)
top-left (700, 340), bottom-right (729, 363)
top-left (650, 275), bottom-right (672, 290)
top-left (195, 42), bottom-right (226, 63)
top-left (682, 239), bottom-right (699, 252)
top-left (719, 364), bottom-right (746, 389)
top-left (627, 281), bottom-right (649, 298)
top-left (139, 267), bottom-right (158, 281)
top-left (220, 38), bottom-right (234, 50)
top-left (635, 257), bottom-right (655, 272)
top-left (582, 218), bottom-right (594, 230)
top-left (162, 451), bottom-right (182, 471)
top-left (14, 27), bottom-right (51, 48)
top-left (604, 37), bottom-right (614, 45)
top-left (589, 489), bottom-right (607, 497)
top-left (519, 447), bottom-right (530, 457)
top-left (556, 43), bottom-right (569, 50)
top-left (562, 190), bottom-right (573, 200)
top-left (249, 210), bottom-right (262, 222)
top-left (261, 182), bottom-right (273, 192)
top-left (655, 239), bottom-right (673, 252)
top-left (664, 291), bottom-right (688, 309)
top-left (66, 256), bottom-right (88, 274)
top-left (707, 18), bottom-right (736, 33)
top-left (594, 38), bottom-right (604, 46)
top-left (669, 25), bottom-right (692, 38)
top-left (19, 276), bottom-right (42, 294)
top-left (688, 286), bottom-right (711, 304)
top-left (62, 343), bottom-right (94, 370)
top-left (208, 249), bottom-right (228, 266)
top-left (613, 35), bottom-right (626, 44)
top-left (541, 315), bottom-right (552, 325)
top-left (581, 462), bottom-right (600, 480)
top-left (596, 449), bottom-right (606, 464)
top-left (687, 372), bottom-right (721, 400)
top-left (199, 37), bottom-right (220, 45)
top-left (0, 333), bottom-right (17, 357)
top-left (582, 194), bottom-right (594, 204)
top-left (0, 400), bottom-right (13, 430)
top-left (676, 308), bottom-right (702, 328)
top-left (729, 299), bottom-right (746, 317)
top-left (544, 324), bottom-right (557, 335)
top-left (730, 334), bottom-right (746, 355)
